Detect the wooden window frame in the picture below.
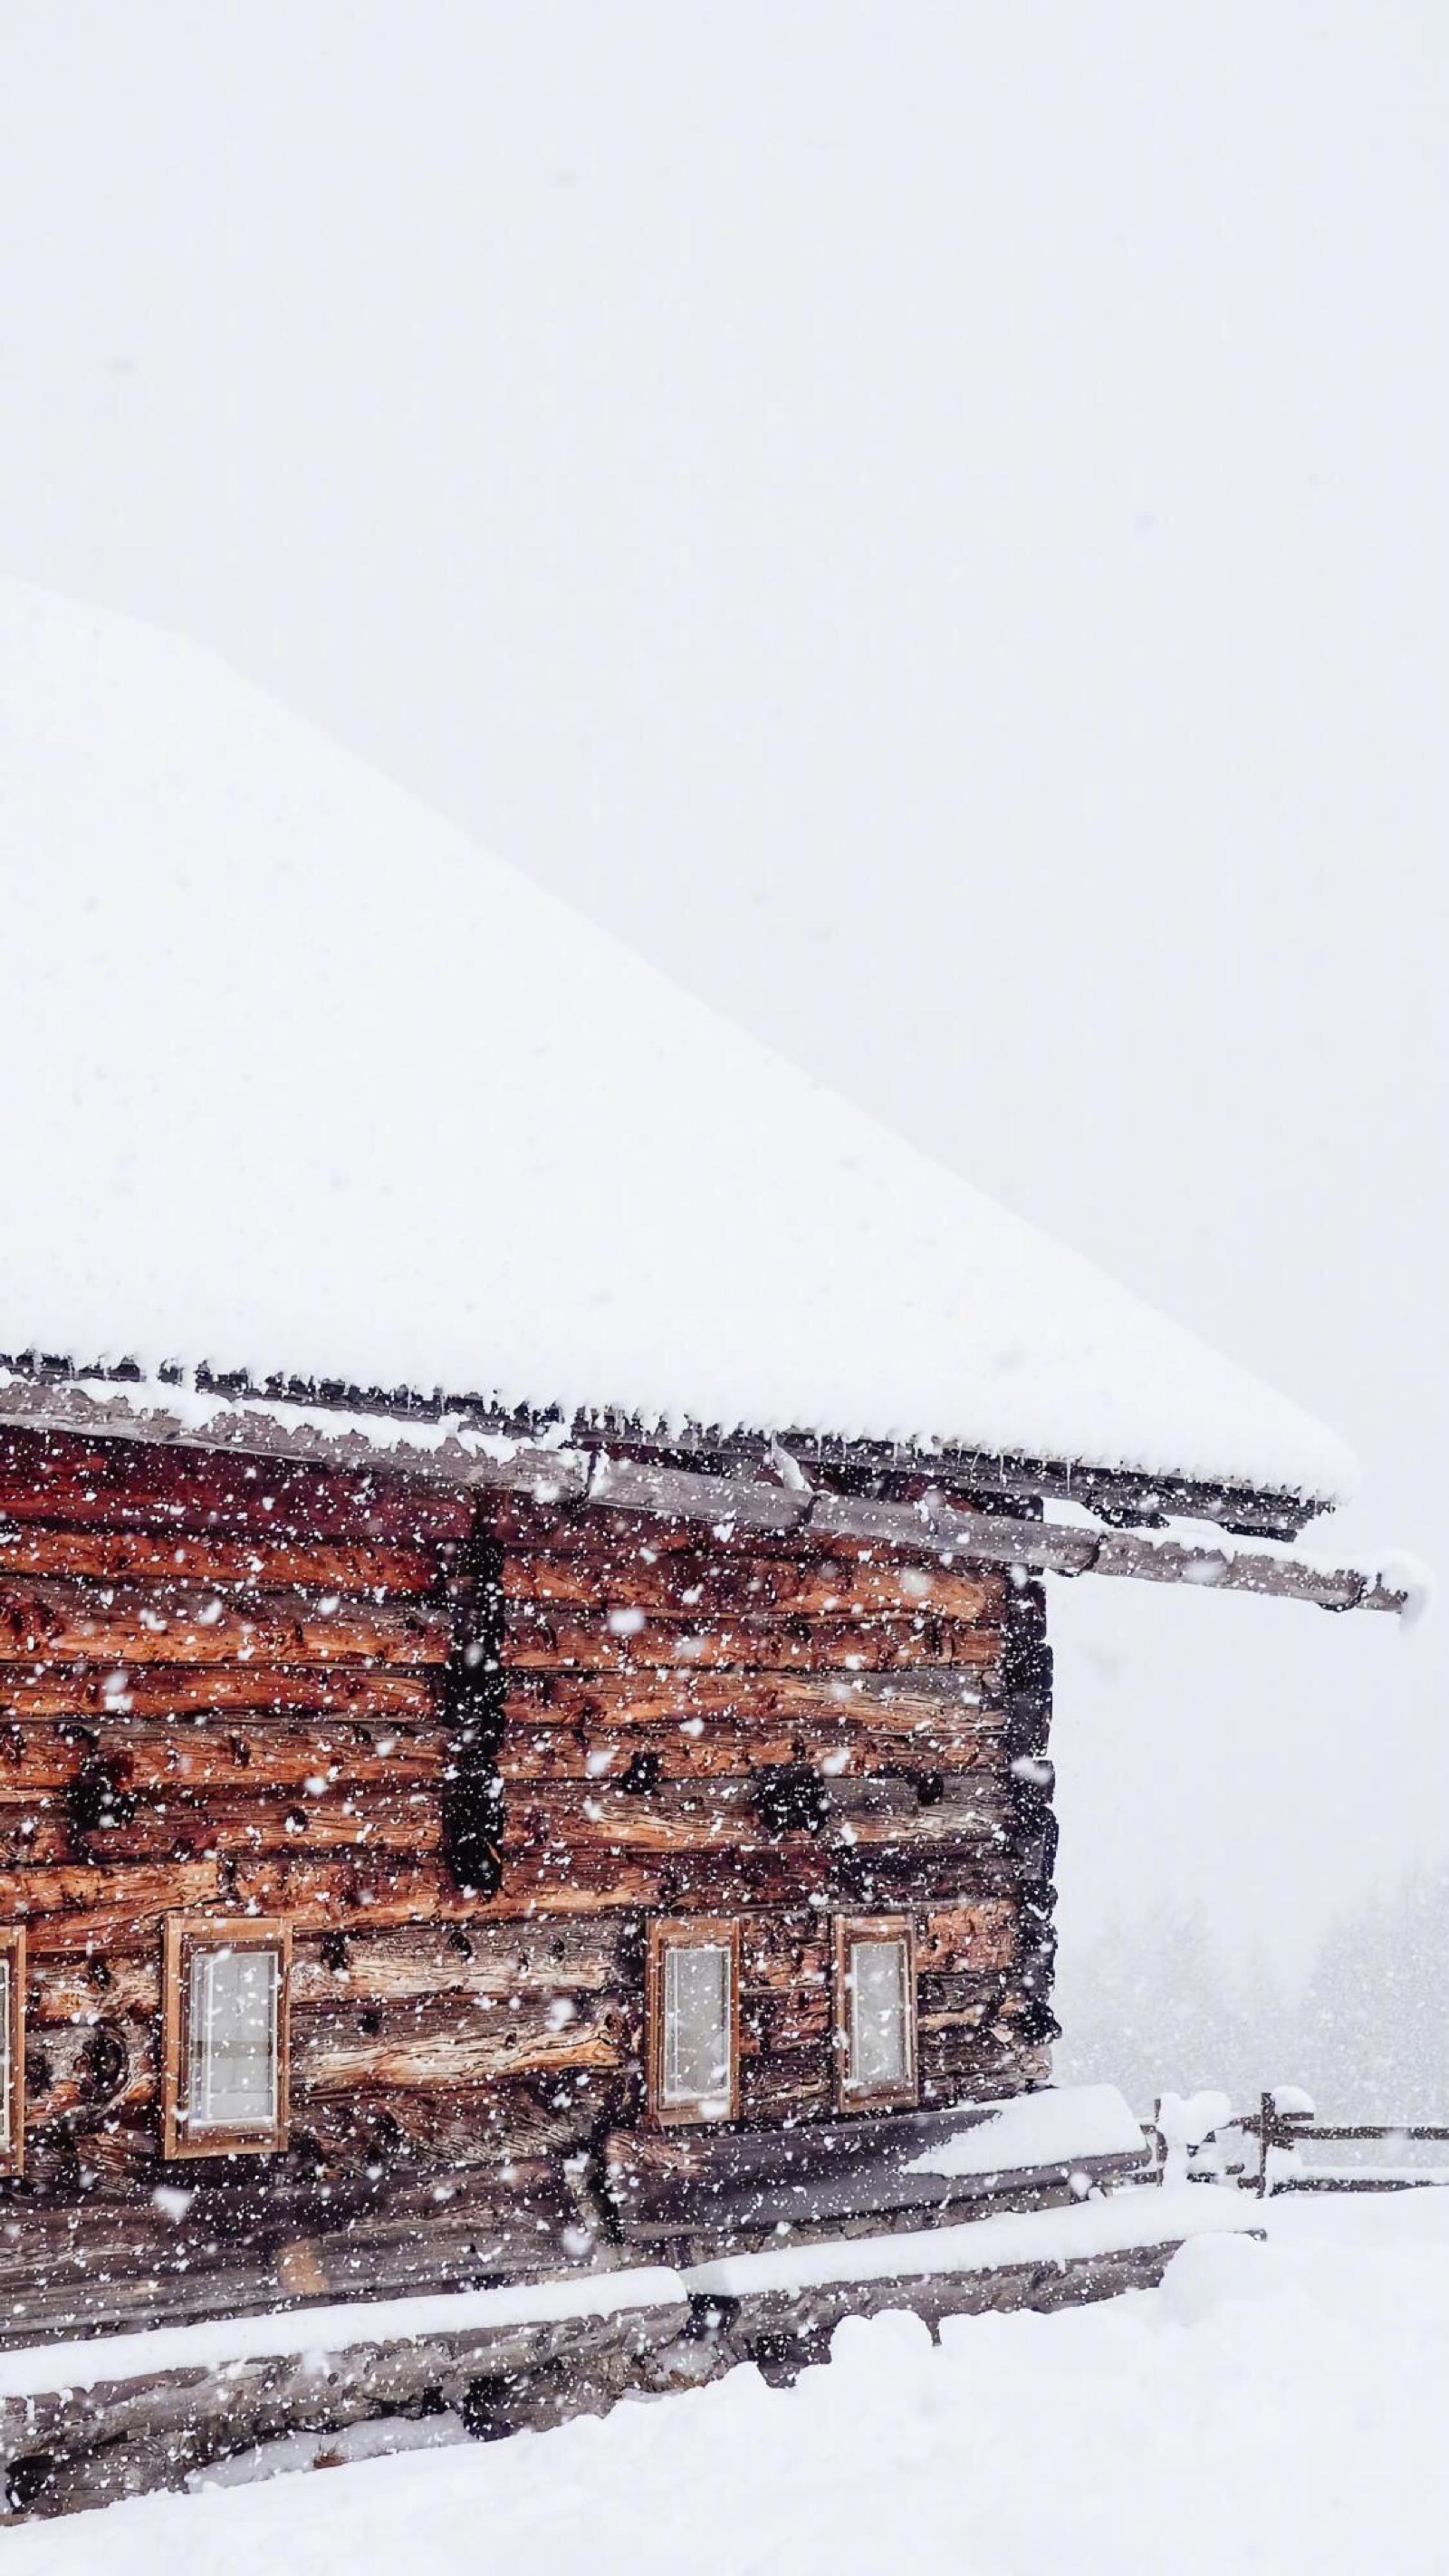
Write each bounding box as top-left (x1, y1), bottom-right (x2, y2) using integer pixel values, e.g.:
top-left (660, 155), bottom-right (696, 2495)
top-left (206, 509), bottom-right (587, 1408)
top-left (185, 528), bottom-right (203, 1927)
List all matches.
top-left (162, 1916), bottom-right (292, 2159)
top-left (646, 1917), bottom-right (741, 2128)
top-left (0, 1927), bottom-right (25, 2177)
top-left (832, 1913), bottom-right (918, 2111)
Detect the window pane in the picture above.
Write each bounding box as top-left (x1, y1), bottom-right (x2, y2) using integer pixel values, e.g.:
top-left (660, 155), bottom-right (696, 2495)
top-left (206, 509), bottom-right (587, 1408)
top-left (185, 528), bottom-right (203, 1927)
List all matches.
top-left (662, 1943), bottom-right (731, 2106)
top-left (849, 1937), bottom-right (909, 2090)
top-left (188, 1946), bottom-right (278, 2132)
top-left (0, 1956), bottom-right (10, 2139)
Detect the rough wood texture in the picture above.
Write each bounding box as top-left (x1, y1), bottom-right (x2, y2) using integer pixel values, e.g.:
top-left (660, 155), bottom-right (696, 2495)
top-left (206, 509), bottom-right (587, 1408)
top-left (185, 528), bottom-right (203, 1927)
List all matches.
top-left (0, 1424), bottom-right (1060, 2340)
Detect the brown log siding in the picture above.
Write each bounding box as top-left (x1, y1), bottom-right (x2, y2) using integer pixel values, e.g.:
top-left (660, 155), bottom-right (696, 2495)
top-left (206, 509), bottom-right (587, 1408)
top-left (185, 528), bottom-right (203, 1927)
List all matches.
top-left (0, 1423), bottom-right (1054, 2337)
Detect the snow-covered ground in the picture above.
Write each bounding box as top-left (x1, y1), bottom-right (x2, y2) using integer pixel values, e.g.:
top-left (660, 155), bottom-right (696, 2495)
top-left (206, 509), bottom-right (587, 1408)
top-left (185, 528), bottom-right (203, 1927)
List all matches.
top-left (10, 2191), bottom-right (1449, 2574)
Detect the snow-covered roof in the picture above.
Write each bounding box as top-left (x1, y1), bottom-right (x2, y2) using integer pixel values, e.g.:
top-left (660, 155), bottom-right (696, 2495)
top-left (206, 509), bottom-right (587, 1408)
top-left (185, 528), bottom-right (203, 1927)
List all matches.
top-left (0, 582), bottom-right (1353, 1509)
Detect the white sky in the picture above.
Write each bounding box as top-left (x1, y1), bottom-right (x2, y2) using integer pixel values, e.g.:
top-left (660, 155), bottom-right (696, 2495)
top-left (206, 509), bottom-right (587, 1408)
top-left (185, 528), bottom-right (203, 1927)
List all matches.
top-left (3, 2), bottom-right (1444, 1975)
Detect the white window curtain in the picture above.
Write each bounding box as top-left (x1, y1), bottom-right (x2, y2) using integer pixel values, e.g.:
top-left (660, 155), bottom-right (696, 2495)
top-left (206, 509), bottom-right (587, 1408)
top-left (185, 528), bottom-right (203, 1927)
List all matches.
top-left (187, 1946), bottom-right (279, 2131)
top-left (0, 1955), bottom-right (10, 2140)
top-left (849, 1937), bottom-right (910, 2090)
top-left (662, 1943), bottom-right (732, 2108)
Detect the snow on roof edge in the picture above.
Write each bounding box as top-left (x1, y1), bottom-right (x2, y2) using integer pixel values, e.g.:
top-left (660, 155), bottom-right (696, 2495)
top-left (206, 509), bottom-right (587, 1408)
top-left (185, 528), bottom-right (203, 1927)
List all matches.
top-left (1, 1349), bottom-right (1340, 1530)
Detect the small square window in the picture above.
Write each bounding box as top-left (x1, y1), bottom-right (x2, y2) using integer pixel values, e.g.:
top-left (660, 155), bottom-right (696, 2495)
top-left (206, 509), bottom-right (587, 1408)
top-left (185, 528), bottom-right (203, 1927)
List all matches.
top-left (163, 1918), bottom-right (291, 2158)
top-left (0, 1927), bottom-right (25, 2176)
top-left (834, 1915), bottom-right (917, 2110)
top-left (648, 1918), bottom-right (739, 2125)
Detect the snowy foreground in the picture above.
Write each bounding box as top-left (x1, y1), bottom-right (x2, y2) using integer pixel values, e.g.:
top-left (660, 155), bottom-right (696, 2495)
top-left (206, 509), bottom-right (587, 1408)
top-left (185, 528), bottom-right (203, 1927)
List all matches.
top-left (9, 2194), bottom-right (1449, 2575)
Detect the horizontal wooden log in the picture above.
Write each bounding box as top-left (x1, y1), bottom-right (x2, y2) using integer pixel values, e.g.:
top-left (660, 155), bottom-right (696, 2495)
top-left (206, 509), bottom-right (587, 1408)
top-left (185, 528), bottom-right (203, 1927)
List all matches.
top-left (0, 2202), bottom-right (611, 2351)
top-left (0, 1773), bottom-right (1009, 1879)
top-left (28, 1956), bottom-right (162, 2024)
top-left (0, 1817), bottom-right (72, 1868)
top-left (0, 2295), bottom-right (691, 2504)
top-left (497, 1712), bottom-right (993, 1784)
top-left (296, 2073), bottom-right (626, 2163)
top-left (226, 1852), bottom-right (667, 1929)
top-left (503, 1547), bottom-right (1000, 1626)
top-left (0, 2153), bottom-right (576, 2284)
top-left (917, 1900), bottom-right (1020, 1975)
top-left (503, 1603), bottom-right (993, 1672)
top-left (288, 1918), bottom-right (631, 2008)
top-left (226, 1836), bottom-right (1023, 1931)
top-left (506, 1772), bottom-right (1010, 1852)
top-left (0, 1663), bottom-right (437, 1723)
top-left (602, 2100), bottom-right (1148, 2241)
top-left (0, 1720), bottom-right (448, 1798)
top-left (70, 1784), bottom-right (444, 1863)
top-left (917, 1969), bottom-right (1021, 2033)
top-left (504, 1667), bottom-right (997, 1730)
top-left (0, 1707), bottom-right (998, 1804)
top-left (738, 2044), bottom-right (830, 2124)
top-left (24, 2014), bottom-right (155, 2123)
top-left (0, 1579), bottom-right (448, 1668)
top-left (742, 1984), bottom-right (830, 2054)
top-left (0, 1426), bottom-right (473, 1548)
top-left (919, 2023), bottom-right (1030, 2091)
top-left (0, 1521), bottom-right (438, 1596)
top-left (292, 1993), bottom-right (629, 2094)
top-left (0, 1859), bottom-right (223, 1952)
top-left (485, 1498), bottom-right (797, 1555)
top-left (704, 2249), bottom-right (1187, 2405)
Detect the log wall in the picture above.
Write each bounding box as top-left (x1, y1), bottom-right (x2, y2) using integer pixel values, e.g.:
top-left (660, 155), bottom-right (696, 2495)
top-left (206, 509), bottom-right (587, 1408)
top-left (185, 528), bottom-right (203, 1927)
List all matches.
top-left (0, 1426), bottom-right (1057, 2339)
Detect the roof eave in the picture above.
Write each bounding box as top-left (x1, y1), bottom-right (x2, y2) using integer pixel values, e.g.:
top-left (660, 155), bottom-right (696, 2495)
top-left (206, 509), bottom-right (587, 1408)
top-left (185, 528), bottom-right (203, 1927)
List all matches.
top-left (0, 1363), bottom-right (1410, 1620)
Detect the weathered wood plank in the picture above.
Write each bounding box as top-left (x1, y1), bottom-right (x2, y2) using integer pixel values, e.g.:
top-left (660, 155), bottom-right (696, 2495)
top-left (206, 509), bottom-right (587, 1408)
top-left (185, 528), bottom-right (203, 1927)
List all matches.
top-left (0, 1859), bottom-right (224, 1952)
top-left (0, 1721), bottom-right (448, 1797)
top-left (738, 2043), bottom-right (831, 2123)
top-left (287, 1918), bottom-right (631, 2007)
top-left (0, 1817), bottom-right (72, 1868)
top-left (0, 1522), bottom-right (438, 1595)
top-left (606, 2099), bottom-right (1145, 2239)
top-left (0, 1427), bottom-right (474, 1547)
top-left (72, 1784), bottom-right (445, 1862)
top-left (0, 1579), bottom-right (449, 1668)
top-left (0, 1663), bottom-right (438, 1722)
top-left (917, 1900), bottom-right (1020, 1974)
top-left (291, 1993), bottom-right (629, 2094)
top-left (514, 1770), bottom-right (1008, 1842)
top-left (28, 1955), bottom-right (162, 2024)
top-left (503, 1667), bottom-right (998, 1730)
top-left (24, 2014), bottom-right (155, 2122)
top-left (227, 1837), bottom-right (1024, 1931)
top-left (497, 1712), bottom-right (994, 1783)
top-left (503, 1547), bottom-right (1000, 1625)
top-left (503, 1604), bottom-right (993, 1672)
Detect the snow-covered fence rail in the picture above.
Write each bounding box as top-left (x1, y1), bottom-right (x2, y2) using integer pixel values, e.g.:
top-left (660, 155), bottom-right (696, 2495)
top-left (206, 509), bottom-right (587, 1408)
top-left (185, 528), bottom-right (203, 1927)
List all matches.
top-left (1165, 2091), bottom-right (1449, 2197)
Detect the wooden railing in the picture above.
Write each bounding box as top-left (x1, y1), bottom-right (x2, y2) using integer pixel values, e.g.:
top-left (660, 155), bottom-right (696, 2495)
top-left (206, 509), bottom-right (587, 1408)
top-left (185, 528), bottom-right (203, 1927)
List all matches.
top-left (1164, 2093), bottom-right (1449, 2197)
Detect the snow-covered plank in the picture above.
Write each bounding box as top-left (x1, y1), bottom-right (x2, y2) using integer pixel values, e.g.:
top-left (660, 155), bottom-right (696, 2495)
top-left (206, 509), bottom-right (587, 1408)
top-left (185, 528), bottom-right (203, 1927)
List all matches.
top-left (682, 2181), bottom-right (1259, 2298)
top-left (902, 2081), bottom-right (1146, 2177)
top-left (0, 2267), bottom-right (687, 2403)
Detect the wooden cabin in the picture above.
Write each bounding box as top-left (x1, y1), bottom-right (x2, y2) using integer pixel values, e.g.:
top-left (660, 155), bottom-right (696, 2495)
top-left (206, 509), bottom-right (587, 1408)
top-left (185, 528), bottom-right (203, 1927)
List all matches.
top-left (0, 584), bottom-right (1411, 2497)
